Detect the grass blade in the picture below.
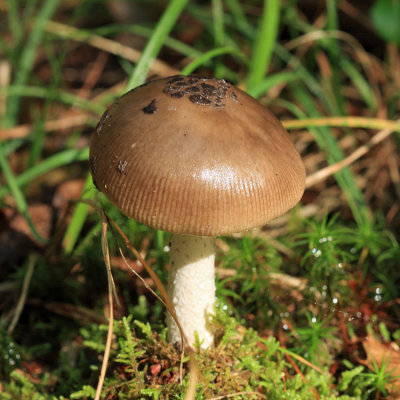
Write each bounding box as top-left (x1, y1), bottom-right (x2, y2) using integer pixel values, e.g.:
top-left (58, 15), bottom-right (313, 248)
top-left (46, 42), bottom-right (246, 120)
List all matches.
top-left (0, 147), bottom-right (89, 200)
top-left (62, 174), bottom-right (95, 253)
top-left (212, 0), bottom-right (225, 77)
top-left (125, 0), bottom-right (189, 90)
top-left (247, 70), bottom-right (298, 99)
top-left (45, 21), bottom-right (179, 79)
top-left (246, 0), bottom-right (281, 91)
top-left (225, 0), bottom-right (255, 38)
top-left (94, 24), bottom-right (201, 59)
top-left (6, 0), bottom-right (23, 46)
top-left (275, 44), bottom-right (329, 111)
top-left (291, 88), bottom-right (370, 226)
top-left (0, 85), bottom-right (106, 114)
top-left (325, 0), bottom-right (346, 115)
top-left (0, 143), bottom-right (46, 243)
top-left (340, 58), bottom-right (377, 111)
top-left (181, 47), bottom-right (244, 76)
top-left (3, 0), bottom-right (61, 127)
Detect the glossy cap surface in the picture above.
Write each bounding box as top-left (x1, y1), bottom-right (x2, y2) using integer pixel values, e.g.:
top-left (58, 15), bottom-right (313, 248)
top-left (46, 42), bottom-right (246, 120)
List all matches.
top-left (90, 75), bottom-right (305, 236)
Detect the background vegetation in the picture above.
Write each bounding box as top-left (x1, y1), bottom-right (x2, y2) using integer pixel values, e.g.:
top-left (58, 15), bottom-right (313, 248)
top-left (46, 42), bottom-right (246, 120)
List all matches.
top-left (0, 0), bottom-right (399, 399)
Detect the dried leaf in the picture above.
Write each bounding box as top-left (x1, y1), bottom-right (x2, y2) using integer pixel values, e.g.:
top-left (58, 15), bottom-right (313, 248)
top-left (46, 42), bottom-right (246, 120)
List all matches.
top-left (362, 334), bottom-right (400, 397)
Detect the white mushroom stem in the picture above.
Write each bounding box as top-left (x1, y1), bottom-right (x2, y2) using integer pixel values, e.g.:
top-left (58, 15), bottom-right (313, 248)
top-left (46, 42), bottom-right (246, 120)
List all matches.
top-left (166, 234), bottom-right (216, 348)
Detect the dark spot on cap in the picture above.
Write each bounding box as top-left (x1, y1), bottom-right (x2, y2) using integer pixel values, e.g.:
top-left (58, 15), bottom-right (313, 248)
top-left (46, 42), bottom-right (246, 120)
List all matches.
top-left (175, 81), bottom-right (188, 87)
top-left (217, 79), bottom-right (230, 90)
top-left (216, 86), bottom-right (228, 98)
top-left (230, 91), bottom-right (238, 102)
top-left (189, 94), bottom-right (211, 105)
top-left (142, 99), bottom-right (157, 114)
top-left (213, 99), bottom-right (225, 109)
top-left (171, 91), bottom-right (185, 98)
top-left (183, 86), bottom-right (200, 94)
top-left (117, 160), bottom-right (128, 173)
top-left (188, 77), bottom-right (199, 84)
top-left (167, 76), bottom-right (185, 84)
top-left (200, 83), bottom-right (216, 96)
top-left (163, 86), bottom-right (173, 94)
top-left (162, 75), bottom-right (232, 107)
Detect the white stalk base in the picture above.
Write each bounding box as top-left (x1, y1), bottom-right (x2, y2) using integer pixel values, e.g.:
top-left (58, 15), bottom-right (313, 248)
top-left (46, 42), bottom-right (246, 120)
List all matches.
top-left (166, 234), bottom-right (216, 348)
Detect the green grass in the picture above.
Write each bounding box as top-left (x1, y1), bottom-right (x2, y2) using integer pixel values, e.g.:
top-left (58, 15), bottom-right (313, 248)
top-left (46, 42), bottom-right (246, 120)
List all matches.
top-left (125, 0), bottom-right (190, 90)
top-left (0, 144), bottom-right (46, 244)
top-left (0, 0), bottom-right (399, 399)
top-left (246, 0), bottom-right (281, 94)
top-left (3, 0), bottom-right (61, 128)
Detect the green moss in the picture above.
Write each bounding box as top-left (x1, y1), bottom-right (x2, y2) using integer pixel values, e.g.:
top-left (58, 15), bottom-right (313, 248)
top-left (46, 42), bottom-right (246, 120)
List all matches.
top-left (65, 312), bottom-right (362, 400)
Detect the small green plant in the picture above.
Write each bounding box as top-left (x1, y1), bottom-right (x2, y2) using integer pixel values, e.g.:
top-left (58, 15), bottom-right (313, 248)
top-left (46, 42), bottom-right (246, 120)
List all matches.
top-left (375, 239), bottom-right (400, 301)
top-left (0, 369), bottom-right (65, 400)
top-left (217, 234), bottom-right (283, 327)
top-left (339, 358), bottom-right (399, 399)
top-left (296, 215), bottom-right (352, 296)
top-left (66, 311), bottom-right (363, 399)
top-left (292, 312), bottom-right (337, 366)
top-left (0, 332), bottom-right (23, 381)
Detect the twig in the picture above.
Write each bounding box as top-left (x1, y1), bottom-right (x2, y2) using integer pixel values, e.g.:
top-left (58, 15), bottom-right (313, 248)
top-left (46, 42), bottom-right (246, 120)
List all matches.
top-left (77, 51), bottom-right (109, 100)
top-left (45, 21), bottom-right (179, 78)
top-left (116, 238), bottom-right (167, 309)
top-left (28, 299), bottom-right (108, 325)
top-left (94, 211), bottom-right (116, 400)
top-left (0, 59), bottom-right (11, 118)
top-left (269, 272), bottom-right (307, 291)
top-left (8, 253), bottom-right (36, 335)
top-left (284, 29), bottom-right (380, 104)
top-left (306, 125), bottom-right (395, 188)
top-left (281, 348), bottom-right (323, 374)
top-left (209, 392), bottom-right (267, 400)
top-left (284, 351), bottom-right (320, 400)
top-left (183, 352), bottom-right (200, 400)
top-left (0, 281), bottom-right (17, 294)
top-left (0, 113), bottom-right (95, 140)
top-left (339, 0), bottom-right (374, 30)
top-left (283, 116), bottom-right (400, 132)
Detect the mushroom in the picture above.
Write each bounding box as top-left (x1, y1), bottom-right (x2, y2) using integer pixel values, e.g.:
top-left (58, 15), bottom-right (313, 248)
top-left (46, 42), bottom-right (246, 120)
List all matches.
top-left (89, 75), bottom-right (305, 349)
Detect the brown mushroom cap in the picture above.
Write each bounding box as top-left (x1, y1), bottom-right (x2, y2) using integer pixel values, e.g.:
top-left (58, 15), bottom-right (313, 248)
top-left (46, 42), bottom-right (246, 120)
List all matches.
top-left (89, 75), bottom-right (305, 236)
